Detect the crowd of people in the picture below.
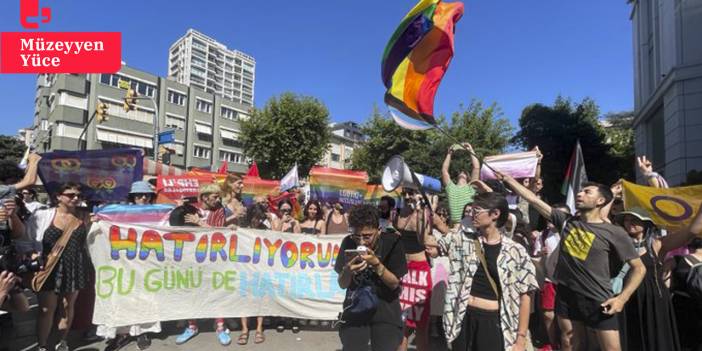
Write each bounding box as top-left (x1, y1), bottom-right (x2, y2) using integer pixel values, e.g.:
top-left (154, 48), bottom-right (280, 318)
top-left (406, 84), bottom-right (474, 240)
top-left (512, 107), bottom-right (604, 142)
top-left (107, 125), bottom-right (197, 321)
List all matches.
top-left (1, 144), bottom-right (701, 351)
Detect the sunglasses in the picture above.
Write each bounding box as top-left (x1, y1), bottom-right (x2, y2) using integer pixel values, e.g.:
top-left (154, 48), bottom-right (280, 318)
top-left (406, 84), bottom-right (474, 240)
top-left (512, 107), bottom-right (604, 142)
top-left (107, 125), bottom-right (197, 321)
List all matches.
top-left (280, 208), bottom-right (292, 214)
top-left (352, 233), bottom-right (374, 241)
top-left (61, 193), bottom-right (82, 199)
top-left (133, 193), bottom-right (153, 198)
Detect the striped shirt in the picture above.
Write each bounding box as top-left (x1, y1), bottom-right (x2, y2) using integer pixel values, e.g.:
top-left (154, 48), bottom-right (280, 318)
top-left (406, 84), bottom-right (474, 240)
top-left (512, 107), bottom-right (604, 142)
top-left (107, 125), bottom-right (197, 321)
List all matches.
top-left (446, 181), bottom-right (476, 223)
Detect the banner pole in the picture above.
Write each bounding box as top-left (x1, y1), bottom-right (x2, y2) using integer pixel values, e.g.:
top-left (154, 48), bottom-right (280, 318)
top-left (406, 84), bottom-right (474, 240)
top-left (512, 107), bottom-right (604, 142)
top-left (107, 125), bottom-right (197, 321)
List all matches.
top-left (430, 123), bottom-right (499, 174)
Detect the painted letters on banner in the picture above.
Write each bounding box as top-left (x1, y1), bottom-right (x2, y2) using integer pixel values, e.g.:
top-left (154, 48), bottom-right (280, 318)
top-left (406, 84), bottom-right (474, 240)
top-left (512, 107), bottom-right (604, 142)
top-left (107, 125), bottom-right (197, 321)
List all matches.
top-left (89, 222), bottom-right (345, 327)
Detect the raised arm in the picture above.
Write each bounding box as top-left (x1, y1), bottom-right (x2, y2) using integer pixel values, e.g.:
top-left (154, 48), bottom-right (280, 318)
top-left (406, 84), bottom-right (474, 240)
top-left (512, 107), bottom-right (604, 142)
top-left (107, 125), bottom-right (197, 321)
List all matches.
top-left (14, 153), bottom-right (41, 190)
top-left (442, 146), bottom-right (454, 185)
top-left (466, 143), bottom-right (480, 182)
top-left (637, 155), bottom-right (661, 188)
top-left (657, 204), bottom-right (702, 258)
top-left (499, 172), bottom-right (552, 219)
top-left (532, 147), bottom-right (543, 188)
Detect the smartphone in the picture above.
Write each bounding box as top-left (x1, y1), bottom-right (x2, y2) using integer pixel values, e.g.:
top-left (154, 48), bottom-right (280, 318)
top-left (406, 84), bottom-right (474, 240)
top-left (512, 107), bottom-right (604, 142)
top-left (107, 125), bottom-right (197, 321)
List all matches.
top-left (344, 248), bottom-right (368, 259)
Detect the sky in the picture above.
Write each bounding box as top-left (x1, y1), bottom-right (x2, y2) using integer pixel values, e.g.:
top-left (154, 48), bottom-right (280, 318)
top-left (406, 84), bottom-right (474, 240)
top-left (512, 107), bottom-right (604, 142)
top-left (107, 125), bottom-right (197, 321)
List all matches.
top-left (0, 0), bottom-right (634, 136)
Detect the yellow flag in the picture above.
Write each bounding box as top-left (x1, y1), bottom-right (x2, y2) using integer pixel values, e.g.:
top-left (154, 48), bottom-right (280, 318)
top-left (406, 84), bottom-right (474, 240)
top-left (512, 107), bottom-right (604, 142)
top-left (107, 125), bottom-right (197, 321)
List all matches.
top-left (622, 180), bottom-right (702, 230)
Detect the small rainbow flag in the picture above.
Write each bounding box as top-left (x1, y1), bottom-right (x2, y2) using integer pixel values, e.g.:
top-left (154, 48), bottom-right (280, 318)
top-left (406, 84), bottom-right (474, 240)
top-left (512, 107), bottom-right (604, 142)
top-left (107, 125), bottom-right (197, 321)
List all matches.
top-left (382, 0), bottom-right (464, 126)
top-left (364, 184), bottom-right (402, 207)
top-left (241, 176), bottom-right (280, 207)
top-left (309, 167), bottom-right (368, 211)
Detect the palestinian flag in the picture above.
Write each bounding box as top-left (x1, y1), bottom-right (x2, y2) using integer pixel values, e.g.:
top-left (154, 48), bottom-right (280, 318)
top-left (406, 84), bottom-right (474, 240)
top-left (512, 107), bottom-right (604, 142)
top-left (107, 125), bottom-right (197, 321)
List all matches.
top-left (561, 141), bottom-right (588, 213)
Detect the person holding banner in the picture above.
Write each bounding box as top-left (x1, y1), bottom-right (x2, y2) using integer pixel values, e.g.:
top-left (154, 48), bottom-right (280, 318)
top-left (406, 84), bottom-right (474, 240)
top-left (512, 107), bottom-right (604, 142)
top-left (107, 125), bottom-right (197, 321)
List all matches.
top-left (335, 204), bottom-right (407, 351)
top-left (273, 199), bottom-right (301, 234)
top-left (300, 200), bottom-right (325, 235)
top-left (394, 190), bottom-right (434, 351)
top-left (27, 183), bottom-right (91, 351)
top-left (222, 174), bottom-right (246, 226)
top-left (502, 174), bottom-right (645, 351)
top-left (439, 192), bottom-right (538, 351)
top-left (99, 181), bottom-right (161, 351)
top-left (174, 183), bottom-right (231, 346)
top-left (442, 143), bottom-right (480, 226)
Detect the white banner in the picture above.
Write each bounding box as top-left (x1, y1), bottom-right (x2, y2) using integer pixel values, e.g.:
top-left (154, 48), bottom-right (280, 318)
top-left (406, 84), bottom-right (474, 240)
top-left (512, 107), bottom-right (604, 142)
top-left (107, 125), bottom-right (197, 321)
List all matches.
top-left (89, 222), bottom-right (345, 328)
top-left (480, 151), bottom-right (539, 180)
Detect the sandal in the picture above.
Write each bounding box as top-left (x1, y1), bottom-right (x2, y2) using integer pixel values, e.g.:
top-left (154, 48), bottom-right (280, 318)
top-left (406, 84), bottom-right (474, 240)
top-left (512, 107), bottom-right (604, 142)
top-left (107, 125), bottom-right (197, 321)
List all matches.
top-left (254, 331), bottom-right (265, 344)
top-left (237, 332), bottom-right (249, 345)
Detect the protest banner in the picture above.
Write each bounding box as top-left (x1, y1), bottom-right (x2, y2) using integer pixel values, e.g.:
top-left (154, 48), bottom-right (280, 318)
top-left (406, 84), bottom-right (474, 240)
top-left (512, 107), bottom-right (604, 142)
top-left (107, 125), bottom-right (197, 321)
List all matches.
top-left (479, 151), bottom-right (539, 180)
top-left (309, 167), bottom-right (368, 210)
top-left (38, 148), bottom-right (143, 202)
top-left (155, 175), bottom-right (213, 203)
top-left (89, 222), bottom-right (345, 327)
top-left (622, 180), bottom-right (702, 230)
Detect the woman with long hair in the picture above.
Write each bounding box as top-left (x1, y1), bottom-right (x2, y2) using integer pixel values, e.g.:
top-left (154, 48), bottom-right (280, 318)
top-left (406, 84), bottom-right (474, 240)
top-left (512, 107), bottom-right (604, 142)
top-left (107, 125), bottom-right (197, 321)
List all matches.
top-left (273, 199), bottom-right (300, 233)
top-left (221, 174), bottom-right (246, 226)
top-left (615, 207), bottom-right (702, 351)
top-left (26, 183), bottom-right (92, 351)
top-left (325, 202), bottom-right (349, 235)
top-left (300, 200), bottom-right (325, 235)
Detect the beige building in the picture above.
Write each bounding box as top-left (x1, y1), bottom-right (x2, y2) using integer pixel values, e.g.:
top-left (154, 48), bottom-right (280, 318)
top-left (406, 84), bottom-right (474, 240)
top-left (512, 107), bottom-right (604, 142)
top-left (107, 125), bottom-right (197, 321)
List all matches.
top-left (319, 122), bottom-right (364, 169)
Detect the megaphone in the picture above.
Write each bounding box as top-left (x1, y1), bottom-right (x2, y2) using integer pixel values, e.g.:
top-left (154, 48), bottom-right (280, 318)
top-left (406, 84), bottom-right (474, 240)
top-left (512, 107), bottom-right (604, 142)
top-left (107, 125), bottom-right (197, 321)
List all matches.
top-left (382, 155), bottom-right (441, 193)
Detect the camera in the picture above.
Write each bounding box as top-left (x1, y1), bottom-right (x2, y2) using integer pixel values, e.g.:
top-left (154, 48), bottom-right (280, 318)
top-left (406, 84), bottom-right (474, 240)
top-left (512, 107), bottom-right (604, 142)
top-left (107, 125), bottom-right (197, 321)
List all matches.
top-left (0, 245), bottom-right (43, 275)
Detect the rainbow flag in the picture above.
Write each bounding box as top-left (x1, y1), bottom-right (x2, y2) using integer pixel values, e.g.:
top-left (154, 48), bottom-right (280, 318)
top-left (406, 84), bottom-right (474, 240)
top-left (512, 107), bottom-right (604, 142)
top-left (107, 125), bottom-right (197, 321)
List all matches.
top-left (364, 184), bottom-right (402, 207)
top-left (241, 176), bottom-right (280, 207)
top-left (309, 167), bottom-right (368, 211)
top-left (382, 0), bottom-right (464, 126)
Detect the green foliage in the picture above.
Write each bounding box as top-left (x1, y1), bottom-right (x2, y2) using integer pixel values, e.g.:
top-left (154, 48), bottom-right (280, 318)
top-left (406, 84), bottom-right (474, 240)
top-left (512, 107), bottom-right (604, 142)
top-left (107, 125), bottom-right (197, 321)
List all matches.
top-left (603, 111), bottom-right (635, 181)
top-left (512, 96), bottom-right (630, 201)
top-left (240, 93), bottom-right (331, 179)
top-left (352, 101), bottom-right (513, 183)
top-left (0, 135), bottom-right (26, 163)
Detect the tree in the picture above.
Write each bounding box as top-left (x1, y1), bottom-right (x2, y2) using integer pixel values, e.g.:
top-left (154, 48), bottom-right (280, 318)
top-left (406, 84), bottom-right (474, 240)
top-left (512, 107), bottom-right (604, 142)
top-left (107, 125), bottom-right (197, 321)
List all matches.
top-left (602, 111), bottom-right (635, 181)
top-left (352, 100), bottom-right (513, 182)
top-left (0, 135), bottom-right (26, 163)
top-left (240, 93), bottom-right (331, 179)
top-left (512, 96), bottom-right (625, 201)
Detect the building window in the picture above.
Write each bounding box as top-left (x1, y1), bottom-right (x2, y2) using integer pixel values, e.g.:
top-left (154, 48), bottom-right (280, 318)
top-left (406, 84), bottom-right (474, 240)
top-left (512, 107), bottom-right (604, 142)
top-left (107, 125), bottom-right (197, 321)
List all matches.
top-left (221, 106), bottom-right (238, 120)
top-left (167, 90), bottom-right (186, 106)
top-left (193, 146), bottom-right (211, 159)
top-left (220, 150), bottom-right (242, 163)
top-left (58, 92), bottom-right (88, 110)
top-left (196, 99), bottom-right (212, 113)
top-left (331, 153), bottom-right (340, 162)
top-left (44, 74), bottom-right (57, 87)
top-left (165, 114), bottom-right (185, 130)
top-left (99, 73), bottom-right (157, 97)
top-left (99, 99), bottom-right (154, 124)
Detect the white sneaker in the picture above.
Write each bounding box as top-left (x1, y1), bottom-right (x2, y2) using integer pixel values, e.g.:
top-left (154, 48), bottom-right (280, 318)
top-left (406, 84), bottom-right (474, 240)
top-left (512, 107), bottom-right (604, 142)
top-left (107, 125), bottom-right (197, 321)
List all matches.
top-left (55, 340), bottom-right (69, 351)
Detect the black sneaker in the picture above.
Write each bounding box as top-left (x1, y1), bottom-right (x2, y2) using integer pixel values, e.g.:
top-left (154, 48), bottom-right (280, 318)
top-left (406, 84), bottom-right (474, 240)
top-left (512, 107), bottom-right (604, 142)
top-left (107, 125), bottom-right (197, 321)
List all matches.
top-left (136, 334), bottom-right (151, 350)
top-left (104, 335), bottom-right (131, 351)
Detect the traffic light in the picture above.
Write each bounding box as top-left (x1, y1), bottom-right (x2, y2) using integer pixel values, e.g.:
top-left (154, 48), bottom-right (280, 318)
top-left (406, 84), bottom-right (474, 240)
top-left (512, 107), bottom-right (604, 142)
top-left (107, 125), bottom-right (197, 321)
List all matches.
top-left (96, 102), bottom-right (109, 123)
top-left (123, 88), bottom-right (137, 112)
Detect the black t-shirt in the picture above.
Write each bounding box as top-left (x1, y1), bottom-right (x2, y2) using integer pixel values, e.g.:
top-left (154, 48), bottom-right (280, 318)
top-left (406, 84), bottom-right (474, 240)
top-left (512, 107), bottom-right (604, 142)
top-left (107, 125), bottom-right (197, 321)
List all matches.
top-left (470, 242), bottom-right (501, 300)
top-left (551, 210), bottom-right (638, 302)
top-left (334, 233), bottom-right (407, 327)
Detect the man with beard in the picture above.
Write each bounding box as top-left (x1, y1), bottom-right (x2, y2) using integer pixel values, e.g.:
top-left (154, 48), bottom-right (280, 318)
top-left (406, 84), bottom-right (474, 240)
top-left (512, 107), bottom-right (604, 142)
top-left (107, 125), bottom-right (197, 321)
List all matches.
top-left (442, 143), bottom-right (480, 227)
top-left (377, 195), bottom-right (396, 232)
top-left (501, 175), bottom-right (645, 351)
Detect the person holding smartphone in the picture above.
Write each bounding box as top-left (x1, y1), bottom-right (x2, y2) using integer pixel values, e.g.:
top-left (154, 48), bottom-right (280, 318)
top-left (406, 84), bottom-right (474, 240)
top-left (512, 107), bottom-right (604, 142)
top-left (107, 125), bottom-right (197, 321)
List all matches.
top-left (273, 199), bottom-right (301, 234)
top-left (335, 204), bottom-right (407, 351)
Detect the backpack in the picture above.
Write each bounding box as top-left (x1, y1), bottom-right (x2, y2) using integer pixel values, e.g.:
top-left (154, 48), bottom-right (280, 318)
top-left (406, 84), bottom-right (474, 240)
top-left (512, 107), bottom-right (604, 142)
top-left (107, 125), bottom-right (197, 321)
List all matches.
top-left (683, 255), bottom-right (702, 301)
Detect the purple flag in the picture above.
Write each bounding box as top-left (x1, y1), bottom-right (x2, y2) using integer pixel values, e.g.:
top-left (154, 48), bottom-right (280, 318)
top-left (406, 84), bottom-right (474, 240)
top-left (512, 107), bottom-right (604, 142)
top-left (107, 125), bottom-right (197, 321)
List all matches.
top-left (38, 148), bottom-right (144, 203)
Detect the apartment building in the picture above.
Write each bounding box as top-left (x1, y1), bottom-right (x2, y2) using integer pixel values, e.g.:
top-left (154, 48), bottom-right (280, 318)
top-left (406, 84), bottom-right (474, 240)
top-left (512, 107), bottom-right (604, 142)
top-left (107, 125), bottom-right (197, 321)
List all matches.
top-left (168, 29), bottom-right (255, 107)
top-left (319, 121), bottom-right (365, 169)
top-left (30, 63), bottom-right (251, 173)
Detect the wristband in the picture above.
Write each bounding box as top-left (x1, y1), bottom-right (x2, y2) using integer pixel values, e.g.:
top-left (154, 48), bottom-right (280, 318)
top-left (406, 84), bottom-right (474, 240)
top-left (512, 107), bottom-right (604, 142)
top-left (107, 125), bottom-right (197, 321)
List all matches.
top-left (643, 171), bottom-right (659, 178)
